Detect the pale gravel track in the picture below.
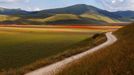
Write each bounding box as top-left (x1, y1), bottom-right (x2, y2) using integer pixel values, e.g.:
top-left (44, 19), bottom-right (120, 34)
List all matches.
top-left (25, 32), bottom-right (117, 75)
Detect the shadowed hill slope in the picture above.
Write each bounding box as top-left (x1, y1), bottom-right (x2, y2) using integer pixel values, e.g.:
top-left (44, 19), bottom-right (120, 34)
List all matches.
top-left (57, 23), bottom-right (134, 75)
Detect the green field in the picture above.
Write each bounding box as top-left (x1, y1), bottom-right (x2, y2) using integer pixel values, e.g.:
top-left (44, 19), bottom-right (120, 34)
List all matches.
top-left (0, 27), bottom-right (95, 70)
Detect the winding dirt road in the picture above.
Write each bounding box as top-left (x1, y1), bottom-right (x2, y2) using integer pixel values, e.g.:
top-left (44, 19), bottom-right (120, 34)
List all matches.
top-left (25, 32), bottom-right (117, 75)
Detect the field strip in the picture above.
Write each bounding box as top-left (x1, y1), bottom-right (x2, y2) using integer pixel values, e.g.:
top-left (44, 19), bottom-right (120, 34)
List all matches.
top-left (0, 27), bottom-right (107, 33)
top-left (0, 25), bottom-right (123, 31)
top-left (25, 32), bottom-right (117, 75)
top-left (0, 25), bottom-right (122, 34)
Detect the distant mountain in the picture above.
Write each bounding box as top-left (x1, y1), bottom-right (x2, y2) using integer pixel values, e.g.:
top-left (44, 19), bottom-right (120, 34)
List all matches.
top-left (0, 4), bottom-right (134, 25)
top-left (0, 7), bottom-right (29, 15)
top-left (113, 11), bottom-right (134, 18)
top-left (35, 4), bottom-right (99, 15)
top-left (112, 11), bottom-right (134, 21)
top-left (31, 4), bottom-right (134, 22)
top-left (36, 4), bottom-right (120, 19)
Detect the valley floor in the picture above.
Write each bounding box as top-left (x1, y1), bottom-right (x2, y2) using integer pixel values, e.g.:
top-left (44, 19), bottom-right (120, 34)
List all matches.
top-left (25, 32), bottom-right (117, 75)
top-left (0, 25), bottom-right (122, 75)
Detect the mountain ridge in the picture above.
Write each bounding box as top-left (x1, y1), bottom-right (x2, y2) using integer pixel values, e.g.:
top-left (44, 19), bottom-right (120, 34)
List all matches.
top-left (0, 4), bottom-right (133, 25)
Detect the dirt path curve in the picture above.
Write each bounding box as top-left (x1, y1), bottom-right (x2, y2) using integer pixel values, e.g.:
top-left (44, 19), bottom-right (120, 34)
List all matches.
top-left (25, 32), bottom-right (117, 75)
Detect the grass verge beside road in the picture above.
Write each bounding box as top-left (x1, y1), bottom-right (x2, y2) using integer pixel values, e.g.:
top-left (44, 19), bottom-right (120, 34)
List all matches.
top-left (57, 23), bottom-right (134, 75)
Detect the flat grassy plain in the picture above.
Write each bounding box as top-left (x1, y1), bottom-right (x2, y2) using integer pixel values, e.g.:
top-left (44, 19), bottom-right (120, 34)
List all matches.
top-left (0, 25), bottom-right (121, 75)
top-left (0, 27), bottom-right (94, 70)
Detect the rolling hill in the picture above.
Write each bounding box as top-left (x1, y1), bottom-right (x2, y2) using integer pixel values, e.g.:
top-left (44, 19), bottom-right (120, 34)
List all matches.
top-left (27, 14), bottom-right (106, 25)
top-left (57, 23), bottom-right (134, 75)
top-left (0, 4), bottom-right (134, 25)
top-left (34, 4), bottom-right (134, 21)
top-left (0, 15), bottom-right (19, 21)
top-left (80, 13), bottom-right (119, 23)
top-left (37, 4), bottom-right (120, 19)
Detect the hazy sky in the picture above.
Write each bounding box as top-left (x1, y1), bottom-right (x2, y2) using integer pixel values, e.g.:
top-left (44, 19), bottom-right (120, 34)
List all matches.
top-left (0, 0), bottom-right (134, 11)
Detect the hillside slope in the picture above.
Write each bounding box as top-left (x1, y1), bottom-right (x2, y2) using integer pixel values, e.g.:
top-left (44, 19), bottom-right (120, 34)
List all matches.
top-left (0, 15), bottom-right (19, 21)
top-left (29, 14), bottom-right (106, 24)
top-left (37, 4), bottom-right (134, 21)
top-left (38, 4), bottom-right (119, 19)
top-left (1, 4), bottom-right (134, 25)
top-left (80, 13), bottom-right (119, 23)
top-left (0, 14), bottom-right (106, 25)
top-left (57, 23), bottom-right (134, 75)
top-left (0, 4), bottom-right (123, 25)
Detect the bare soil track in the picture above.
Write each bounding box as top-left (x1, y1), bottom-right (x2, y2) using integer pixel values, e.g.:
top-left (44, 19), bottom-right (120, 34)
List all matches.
top-left (25, 32), bottom-right (117, 75)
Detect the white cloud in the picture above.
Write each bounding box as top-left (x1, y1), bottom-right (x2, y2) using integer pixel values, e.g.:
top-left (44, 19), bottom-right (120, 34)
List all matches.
top-left (0, 0), bottom-right (29, 3)
top-left (34, 7), bottom-right (41, 11)
top-left (96, 0), bottom-right (134, 11)
top-left (25, 0), bottom-right (30, 3)
top-left (111, 0), bottom-right (116, 3)
top-left (27, 7), bottom-right (41, 11)
top-left (117, 0), bottom-right (134, 11)
top-left (7, 0), bottom-right (19, 2)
